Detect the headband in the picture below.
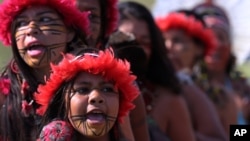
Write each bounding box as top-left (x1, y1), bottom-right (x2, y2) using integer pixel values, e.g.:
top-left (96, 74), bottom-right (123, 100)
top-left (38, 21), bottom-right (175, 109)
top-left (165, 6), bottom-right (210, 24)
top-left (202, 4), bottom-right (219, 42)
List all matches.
top-left (156, 12), bottom-right (216, 56)
top-left (34, 49), bottom-right (139, 123)
top-left (0, 0), bottom-right (89, 46)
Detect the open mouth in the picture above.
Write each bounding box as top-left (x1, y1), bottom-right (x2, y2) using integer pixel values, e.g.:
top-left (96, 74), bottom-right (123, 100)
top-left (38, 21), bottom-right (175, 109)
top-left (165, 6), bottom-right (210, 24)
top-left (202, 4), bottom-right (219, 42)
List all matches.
top-left (86, 110), bottom-right (106, 125)
top-left (26, 43), bottom-right (46, 57)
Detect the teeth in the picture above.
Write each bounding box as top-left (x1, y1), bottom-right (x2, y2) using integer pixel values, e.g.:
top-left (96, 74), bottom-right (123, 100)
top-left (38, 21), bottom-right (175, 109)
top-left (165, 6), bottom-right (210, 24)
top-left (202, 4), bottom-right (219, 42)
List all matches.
top-left (92, 111), bottom-right (102, 114)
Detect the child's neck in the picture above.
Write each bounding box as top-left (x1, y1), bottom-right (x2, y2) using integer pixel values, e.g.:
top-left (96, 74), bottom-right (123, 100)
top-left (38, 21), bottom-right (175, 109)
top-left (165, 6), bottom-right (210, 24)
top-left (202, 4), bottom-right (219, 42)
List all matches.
top-left (76, 134), bottom-right (111, 141)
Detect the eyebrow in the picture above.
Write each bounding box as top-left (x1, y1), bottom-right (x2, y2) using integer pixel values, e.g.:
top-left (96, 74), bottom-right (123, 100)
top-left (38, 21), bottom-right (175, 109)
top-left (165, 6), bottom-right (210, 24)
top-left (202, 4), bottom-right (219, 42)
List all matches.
top-left (18, 10), bottom-right (56, 19)
top-left (76, 81), bottom-right (113, 86)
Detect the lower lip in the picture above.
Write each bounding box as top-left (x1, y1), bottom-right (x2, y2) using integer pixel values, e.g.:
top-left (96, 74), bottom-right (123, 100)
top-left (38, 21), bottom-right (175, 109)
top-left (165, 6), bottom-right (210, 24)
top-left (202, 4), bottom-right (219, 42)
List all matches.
top-left (86, 116), bottom-right (105, 125)
top-left (27, 46), bottom-right (45, 57)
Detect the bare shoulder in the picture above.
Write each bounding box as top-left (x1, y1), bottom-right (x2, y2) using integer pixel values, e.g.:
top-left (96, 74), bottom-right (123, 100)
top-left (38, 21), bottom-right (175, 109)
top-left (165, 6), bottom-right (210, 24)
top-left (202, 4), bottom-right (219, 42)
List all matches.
top-left (153, 86), bottom-right (187, 112)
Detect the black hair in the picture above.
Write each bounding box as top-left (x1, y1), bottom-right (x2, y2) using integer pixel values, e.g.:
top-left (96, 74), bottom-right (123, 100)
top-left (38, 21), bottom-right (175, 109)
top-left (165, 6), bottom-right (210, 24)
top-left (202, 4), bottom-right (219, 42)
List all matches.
top-left (118, 1), bottom-right (181, 94)
top-left (38, 73), bottom-right (119, 141)
top-left (0, 8), bottom-right (88, 141)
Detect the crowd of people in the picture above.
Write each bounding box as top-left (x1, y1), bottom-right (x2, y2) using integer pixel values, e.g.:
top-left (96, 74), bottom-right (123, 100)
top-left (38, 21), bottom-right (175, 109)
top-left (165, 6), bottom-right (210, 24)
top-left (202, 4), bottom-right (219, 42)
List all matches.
top-left (0, 0), bottom-right (249, 141)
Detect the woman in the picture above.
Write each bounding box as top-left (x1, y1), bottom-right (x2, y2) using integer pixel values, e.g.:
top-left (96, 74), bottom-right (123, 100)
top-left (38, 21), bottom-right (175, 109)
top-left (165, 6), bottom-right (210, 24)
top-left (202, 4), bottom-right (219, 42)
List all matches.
top-left (72, 0), bottom-right (118, 49)
top-left (117, 2), bottom-right (195, 141)
top-left (35, 49), bottom-right (139, 141)
top-left (0, 0), bottom-right (89, 140)
top-left (155, 10), bottom-right (228, 141)
top-left (193, 3), bottom-right (238, 135)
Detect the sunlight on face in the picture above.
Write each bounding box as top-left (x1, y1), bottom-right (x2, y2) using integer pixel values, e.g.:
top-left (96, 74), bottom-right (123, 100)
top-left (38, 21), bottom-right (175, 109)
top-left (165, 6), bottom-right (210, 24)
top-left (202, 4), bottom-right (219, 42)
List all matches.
top-left (162, 29), bottom-right (201, 70)
top-left (118, 19), bottom-right (152, 62)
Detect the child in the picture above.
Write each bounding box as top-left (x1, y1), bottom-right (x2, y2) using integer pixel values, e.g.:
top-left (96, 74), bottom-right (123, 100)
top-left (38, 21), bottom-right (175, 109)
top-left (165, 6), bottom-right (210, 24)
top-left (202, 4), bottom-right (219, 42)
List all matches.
top-left (34, 48), bottom-right (139, 141)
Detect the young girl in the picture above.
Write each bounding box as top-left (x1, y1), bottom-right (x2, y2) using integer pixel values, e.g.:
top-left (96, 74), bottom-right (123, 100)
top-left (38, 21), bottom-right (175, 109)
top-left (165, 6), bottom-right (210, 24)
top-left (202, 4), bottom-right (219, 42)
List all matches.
top-left (0, 0), bottom-right (88, 140)
top-left (34, 49), bottom-right (139, 141)
top-left (72, 1), bottom-right (150, 140)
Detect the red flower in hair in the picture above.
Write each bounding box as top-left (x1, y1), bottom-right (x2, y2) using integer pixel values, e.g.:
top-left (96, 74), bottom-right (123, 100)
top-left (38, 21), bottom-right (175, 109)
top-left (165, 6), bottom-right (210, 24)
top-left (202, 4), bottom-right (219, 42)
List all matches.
top-left (0, 78), bottom-right (11, 95)
top-left (0, 0), bottom-right (89, 46)
top-left (156, 12), bottom-right (217, 56)
top-left (34, 48), bottom-right (139, 123)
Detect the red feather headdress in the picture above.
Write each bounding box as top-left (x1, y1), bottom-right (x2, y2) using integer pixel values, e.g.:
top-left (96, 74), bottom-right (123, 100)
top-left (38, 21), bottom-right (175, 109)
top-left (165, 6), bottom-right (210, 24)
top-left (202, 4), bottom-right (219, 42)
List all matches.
top-left (156, 12), bottom-right (217, 56)
top-left (0, 0), bottom-right (89, 46)
top-left (71, 0), bottom-right (118, 37)
top-left (34, 49), bottom-right (139, 123)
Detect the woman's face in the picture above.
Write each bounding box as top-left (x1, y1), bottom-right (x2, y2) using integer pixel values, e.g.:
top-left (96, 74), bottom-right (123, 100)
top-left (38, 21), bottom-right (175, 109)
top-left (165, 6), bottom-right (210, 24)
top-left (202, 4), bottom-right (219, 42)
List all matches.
top-left (67, 72), bottom-right (119, 138)
top-left (163, 29), bottom-right (202, 70)
top-left (204, 27), bottom-right (231, 73)
top-left (15, 6), bottom-right (74, 68)
top-left (118, 19), bottom-right (152, 62)
top-left (76, 0), bottom-right (101, 46)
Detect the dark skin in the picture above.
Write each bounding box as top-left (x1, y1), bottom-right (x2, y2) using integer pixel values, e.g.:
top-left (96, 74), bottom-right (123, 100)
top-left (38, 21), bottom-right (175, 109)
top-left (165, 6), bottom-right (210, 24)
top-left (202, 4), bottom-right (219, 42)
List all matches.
top-left (74, 1), bottom-right (150, 141)
top-left (182, 84), bottom-right (228, 141)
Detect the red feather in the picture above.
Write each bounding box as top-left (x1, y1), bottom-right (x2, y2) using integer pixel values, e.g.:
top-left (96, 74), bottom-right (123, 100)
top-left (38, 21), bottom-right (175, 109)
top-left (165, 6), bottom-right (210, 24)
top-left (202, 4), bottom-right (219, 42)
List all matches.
top-left (34, 48), bottom-right (139, 123)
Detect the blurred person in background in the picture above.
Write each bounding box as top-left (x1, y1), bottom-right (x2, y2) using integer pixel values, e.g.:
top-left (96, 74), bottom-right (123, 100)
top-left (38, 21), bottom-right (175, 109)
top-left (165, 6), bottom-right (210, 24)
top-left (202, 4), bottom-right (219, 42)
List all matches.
top-left (192, 2), bottom-right (239, 135)
top-left (155, 10), bottom-right (228, 141)
top-left (117, 2), bottom-right (195, 141)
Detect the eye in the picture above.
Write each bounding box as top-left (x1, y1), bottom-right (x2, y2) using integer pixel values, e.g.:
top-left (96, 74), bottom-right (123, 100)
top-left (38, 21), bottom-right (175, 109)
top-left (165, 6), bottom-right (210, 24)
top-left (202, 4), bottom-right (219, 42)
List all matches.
top-left (16, 20), bottom-right (28, 28)
top-left (88, 12), bottom-right (100, 24)
top-left (100, 86), bottom-right (118, 94)
top-left (74, 87), bottom-right (91, 95)
top-left (39, 17), bottom-right (52, 22)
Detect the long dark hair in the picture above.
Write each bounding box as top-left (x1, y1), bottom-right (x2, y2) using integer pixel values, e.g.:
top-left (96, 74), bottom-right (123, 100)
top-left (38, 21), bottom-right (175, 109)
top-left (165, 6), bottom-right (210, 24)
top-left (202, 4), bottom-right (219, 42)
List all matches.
top-left (118, 1), bottom-right (181, 94)
top-left (38, 74), bottom-right (119, 141)
top-left (0, 10), bottom-right (87, 141)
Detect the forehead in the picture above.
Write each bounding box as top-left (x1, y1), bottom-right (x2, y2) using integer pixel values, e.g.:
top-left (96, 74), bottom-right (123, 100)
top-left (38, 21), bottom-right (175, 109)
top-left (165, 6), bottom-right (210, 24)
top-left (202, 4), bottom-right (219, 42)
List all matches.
top-left (76, 0), bottom-right (100, 12)
top-left (17, 6), bottom-right (58, 18)
top-left (163, 28), bottom-right (187, 38)
top-left (74, 71), bottom-right (109, 83)
top-left (119, 19), bottom-right (149, 37)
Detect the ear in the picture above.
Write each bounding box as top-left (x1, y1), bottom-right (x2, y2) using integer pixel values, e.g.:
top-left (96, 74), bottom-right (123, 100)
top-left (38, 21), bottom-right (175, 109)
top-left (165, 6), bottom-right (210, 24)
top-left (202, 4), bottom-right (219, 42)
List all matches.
top-left (67, 30), bottom-right (76, 43)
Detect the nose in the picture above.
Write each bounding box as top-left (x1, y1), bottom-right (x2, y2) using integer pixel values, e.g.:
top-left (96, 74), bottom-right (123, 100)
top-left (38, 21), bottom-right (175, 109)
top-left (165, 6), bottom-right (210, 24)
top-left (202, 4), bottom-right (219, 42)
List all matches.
top-left (88, 90), bottom-right (105, 104)
top-left (25, 21), bottom-right (40, 36)
top-left (165, 39), bottom-right (173, 51)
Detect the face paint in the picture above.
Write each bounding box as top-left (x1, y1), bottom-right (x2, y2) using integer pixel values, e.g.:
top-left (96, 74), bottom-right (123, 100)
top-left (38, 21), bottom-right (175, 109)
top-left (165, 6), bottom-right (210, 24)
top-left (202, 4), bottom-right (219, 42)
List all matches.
top-left (15, 6), bottom-right (73, 68)
top-left (67, 72), bottom-right (119, 138)
top-left (75, 0), bottom-right (101, 46)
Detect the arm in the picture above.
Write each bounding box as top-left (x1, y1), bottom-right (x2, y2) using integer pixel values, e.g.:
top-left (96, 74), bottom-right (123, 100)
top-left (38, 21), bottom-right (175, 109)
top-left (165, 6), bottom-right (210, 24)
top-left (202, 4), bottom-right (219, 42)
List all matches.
top-left (166, 95), bottom-right (196, 141)
top-left (129, 94), bottom-right (150, 141)
top-left (119, 115), bottom-right (135, 141)
top-left (182, 84), bottom-right (228, 141)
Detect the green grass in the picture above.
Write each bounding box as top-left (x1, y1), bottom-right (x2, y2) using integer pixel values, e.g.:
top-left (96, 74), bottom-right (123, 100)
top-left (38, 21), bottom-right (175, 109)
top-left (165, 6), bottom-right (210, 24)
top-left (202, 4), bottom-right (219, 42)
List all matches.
top-left (0, 44), bottom-right (12, 68)
top-left (119, 0), bottom-right (154, 9)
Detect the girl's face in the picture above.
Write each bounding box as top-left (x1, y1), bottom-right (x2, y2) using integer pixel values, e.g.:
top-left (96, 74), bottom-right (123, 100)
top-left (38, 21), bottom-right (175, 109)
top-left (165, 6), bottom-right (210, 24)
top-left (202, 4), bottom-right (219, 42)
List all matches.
top-left (67, 72), bottom-right (119, 138)
top-left (118, 19), bottom-right (152, 62)
top-left (15, 6), bottom-right (74, 68)
top-left (205, 27), bottom-right (231, 73)
top-left (76, 0), bottom-right (101, 46)
top-left (163, 29), bottom-right (202, 70)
